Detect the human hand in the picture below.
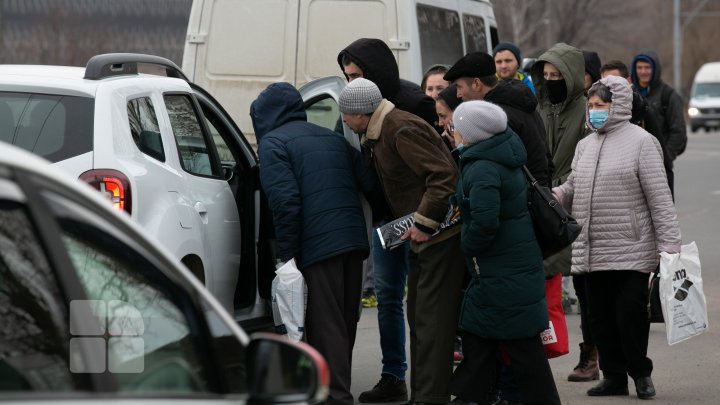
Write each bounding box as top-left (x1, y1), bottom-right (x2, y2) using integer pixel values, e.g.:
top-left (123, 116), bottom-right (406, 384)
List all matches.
top-left (401, 225), bottom-right (431, 244)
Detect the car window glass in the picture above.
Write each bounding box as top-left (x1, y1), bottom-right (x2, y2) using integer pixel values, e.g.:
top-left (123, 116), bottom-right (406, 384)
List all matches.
top-left (463, 14), bottom-right (488, 53)
top-left (128, 97), bottom-right (164, 162)
top-left (0, 192), bottom-right (80, 392)
top-left (0, 92), bottom-right (93, 163)
top-left (202, 115), bottom-right (235, 167)
top-left (165, 94), bottom-right (214, 177)
top-left (43, 189), bottom-right (213, 393)
top-left (305, 96), bottom-right (344, 136)
top-left (416, 4), bottom-right (463, 72)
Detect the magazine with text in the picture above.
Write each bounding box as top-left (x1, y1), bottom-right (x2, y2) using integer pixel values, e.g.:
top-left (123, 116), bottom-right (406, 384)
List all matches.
top-left (376, 204), bottom-right (460, 250)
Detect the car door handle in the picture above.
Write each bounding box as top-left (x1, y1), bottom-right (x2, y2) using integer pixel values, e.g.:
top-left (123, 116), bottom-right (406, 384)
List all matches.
top-left (194, 202), bottom-right (208, 223)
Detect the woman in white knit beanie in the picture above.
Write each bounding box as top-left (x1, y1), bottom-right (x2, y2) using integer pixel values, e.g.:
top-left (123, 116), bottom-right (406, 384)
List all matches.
top-left (448, 100), bottom-right (561, 404)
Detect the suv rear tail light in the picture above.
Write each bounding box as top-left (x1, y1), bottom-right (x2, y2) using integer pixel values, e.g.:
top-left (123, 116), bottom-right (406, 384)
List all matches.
top-left (79, 169), bottom-right (132, 214)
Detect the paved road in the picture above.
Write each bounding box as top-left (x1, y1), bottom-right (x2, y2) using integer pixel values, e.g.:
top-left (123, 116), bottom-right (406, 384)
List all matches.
top-left (351, 129), bottom-right (720, 404)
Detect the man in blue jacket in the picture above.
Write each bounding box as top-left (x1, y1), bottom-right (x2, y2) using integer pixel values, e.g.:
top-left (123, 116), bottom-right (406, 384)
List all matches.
top-left (251, 82), bottom-right (381, 405)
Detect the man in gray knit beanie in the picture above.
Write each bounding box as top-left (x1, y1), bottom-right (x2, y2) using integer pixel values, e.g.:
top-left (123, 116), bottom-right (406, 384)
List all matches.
top-left (452, 100), bottom-right (507, 145)
top-left (340, 65), bottom-right (467, 405)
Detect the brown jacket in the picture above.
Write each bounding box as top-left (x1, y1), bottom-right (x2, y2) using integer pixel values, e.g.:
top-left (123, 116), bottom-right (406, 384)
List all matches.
top-left (361, 100), bottom-right (457, 233)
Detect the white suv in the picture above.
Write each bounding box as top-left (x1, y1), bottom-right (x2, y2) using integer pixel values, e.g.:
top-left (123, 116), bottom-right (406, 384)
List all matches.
top-left (0, 53), bottom-right (275, 320)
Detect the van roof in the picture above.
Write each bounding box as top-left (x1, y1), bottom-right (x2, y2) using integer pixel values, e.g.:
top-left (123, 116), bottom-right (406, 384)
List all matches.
top-left (694, 62), bottom-right (720, 83)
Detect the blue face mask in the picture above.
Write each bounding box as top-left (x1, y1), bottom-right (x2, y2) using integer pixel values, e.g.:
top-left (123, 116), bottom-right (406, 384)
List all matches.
top-left (589, 109), bottom-right (609, 129)
top-left (456, 143), bottom-right (466, 153)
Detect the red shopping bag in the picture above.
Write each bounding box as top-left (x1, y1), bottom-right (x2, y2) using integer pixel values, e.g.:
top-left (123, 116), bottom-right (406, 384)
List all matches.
top-left (540, 273), bottom-right (569, 358)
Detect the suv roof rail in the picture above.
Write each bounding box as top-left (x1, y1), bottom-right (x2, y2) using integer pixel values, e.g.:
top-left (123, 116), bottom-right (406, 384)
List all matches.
top-left (84, 53), bottom-right (189, 81)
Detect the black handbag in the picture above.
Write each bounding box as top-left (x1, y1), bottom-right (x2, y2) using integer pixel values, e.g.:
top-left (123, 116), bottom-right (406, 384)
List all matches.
top-left (522, 166), bottom-right (582, 259)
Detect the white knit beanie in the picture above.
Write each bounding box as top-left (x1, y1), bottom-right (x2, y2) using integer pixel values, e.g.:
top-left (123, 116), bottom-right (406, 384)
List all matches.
top-left (339, 78), bottom-right (383, 114)
top-left (452, 100), bottom-right (508, 145)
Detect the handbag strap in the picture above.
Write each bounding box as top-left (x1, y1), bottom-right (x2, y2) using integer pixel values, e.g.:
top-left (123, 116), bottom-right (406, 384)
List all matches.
top-left (522, 165), bottom-right (538, 186)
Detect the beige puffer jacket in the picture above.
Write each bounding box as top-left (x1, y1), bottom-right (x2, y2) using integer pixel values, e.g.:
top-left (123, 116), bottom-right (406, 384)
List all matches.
top-left (554, 76), bottom-right (681, 274)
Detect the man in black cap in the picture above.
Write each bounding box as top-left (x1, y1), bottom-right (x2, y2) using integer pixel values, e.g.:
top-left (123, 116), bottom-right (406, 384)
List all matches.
top-left (493, 41), bottom-right (535, 95)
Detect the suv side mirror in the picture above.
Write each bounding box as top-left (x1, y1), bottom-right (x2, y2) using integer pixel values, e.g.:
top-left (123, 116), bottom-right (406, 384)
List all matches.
top-left (247, 333), bottom-right (329, 403)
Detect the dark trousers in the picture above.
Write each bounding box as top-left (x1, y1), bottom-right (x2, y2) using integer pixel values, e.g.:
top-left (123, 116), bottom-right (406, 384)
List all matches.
top-left (302, 251), bottom-right (364, 405)
top-left (449, 332), bottom-right (561, 405)
top-left (573, 274), bottom-right (594, 346)
top-left (586, 270), bottom-right (653, 380)
top-left (406, 234), bottom-right (466, 403)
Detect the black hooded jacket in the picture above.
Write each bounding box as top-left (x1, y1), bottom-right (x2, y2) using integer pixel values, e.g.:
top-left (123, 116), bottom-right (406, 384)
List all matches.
top-left (631, 49), bottom-right (687, 162)
top-left (337, 38), bottom-right (437, 127)
top-left (484, 80), bottom-right (554, 186)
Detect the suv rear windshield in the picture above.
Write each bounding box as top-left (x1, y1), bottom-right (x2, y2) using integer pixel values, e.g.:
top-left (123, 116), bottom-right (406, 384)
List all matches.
top-left (0, 92), bottom-right (94, 163)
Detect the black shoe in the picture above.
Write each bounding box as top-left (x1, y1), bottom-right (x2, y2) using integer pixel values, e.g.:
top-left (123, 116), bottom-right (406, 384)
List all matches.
top-left (587, 379), bottom-right (629, 396)
top-left (634, 376), bottom-right (656, 399)
top-left (358, 374), bottom-right (408, 403)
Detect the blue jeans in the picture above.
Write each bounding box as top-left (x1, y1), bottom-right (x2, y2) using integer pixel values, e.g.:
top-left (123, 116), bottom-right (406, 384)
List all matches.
top-left (372, 229), bottom-right (409, 380)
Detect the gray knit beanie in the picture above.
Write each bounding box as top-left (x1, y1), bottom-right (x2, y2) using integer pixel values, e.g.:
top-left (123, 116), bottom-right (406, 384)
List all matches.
top-left (339, 78), bottom-right (383, 114)
top-left (452, 100), bottom-right (508, 145)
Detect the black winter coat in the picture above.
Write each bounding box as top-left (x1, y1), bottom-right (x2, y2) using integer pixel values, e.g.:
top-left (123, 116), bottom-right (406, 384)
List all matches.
top-left (337, 38), bottom-right (437, 127)
top-left (484, 80), bottom-right (554, 186)
top-left (251, 82), bottom-right (380, 269)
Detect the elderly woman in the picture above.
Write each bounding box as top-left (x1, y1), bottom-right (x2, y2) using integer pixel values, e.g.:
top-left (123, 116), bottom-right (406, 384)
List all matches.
top-left (553, 75), bottom-right (681, 400)
top-left (448, 100), bottom-right (561, 405)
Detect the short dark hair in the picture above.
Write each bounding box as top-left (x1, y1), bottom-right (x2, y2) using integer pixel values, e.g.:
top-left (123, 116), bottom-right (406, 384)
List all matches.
top-left (341, 53), bottom-right (358, 67)
top-left (600, 60), bottom-right (630, 78)
top-left (588, 83), bottom-right (612, 103)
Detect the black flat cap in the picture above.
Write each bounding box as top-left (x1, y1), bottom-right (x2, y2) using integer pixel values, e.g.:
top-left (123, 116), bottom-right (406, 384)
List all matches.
top-left (444, 52), bottom-right (496, 82)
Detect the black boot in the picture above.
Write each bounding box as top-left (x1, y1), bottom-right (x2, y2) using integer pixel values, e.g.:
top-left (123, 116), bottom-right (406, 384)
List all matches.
top-left (358, 374), bottom-right (408, 403)
top-left (634, 376), bottom-right (656, 399)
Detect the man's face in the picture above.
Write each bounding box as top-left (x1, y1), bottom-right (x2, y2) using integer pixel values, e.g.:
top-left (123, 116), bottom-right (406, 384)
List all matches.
top-left (454, 77), bottom-right (483, 101)
top-left (635, 61), bottom-right (653, 86)
top-left (543, 63), bottom-right (563, 81)
top-left (341, 113), bottom-right (370, 134)
top-left (343, 62), bottom-right (364, 82)
top-left (494, 50), bottom-right (519, 80)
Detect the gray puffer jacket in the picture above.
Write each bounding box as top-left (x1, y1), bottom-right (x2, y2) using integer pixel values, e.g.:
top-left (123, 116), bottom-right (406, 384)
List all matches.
top-left (554, 76), bottom-right (681, 274)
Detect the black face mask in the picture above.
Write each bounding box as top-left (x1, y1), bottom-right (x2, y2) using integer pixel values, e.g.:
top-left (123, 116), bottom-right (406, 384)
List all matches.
top-left (546, 79), bottom-right (568, 104)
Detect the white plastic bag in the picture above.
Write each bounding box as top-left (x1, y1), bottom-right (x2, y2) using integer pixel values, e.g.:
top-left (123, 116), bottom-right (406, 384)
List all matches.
top-left (659, 241), bottom-right (708, 345)
top-left (270, 259), bottom-right (307, 342)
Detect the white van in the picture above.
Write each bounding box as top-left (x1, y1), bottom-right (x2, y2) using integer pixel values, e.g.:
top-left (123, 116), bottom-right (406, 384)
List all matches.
top-left (688, 62), bottom-right (720, 132)
top-left (182, 0), bottom-right (498, 145)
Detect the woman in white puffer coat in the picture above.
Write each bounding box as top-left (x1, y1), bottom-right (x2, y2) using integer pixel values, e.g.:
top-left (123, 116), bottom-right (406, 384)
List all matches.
top-left (553, 75), bottom-right (681, 400)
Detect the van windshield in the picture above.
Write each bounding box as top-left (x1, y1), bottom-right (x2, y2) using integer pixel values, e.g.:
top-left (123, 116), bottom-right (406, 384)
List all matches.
top-left (694, 83), bottom-right (720, 99)
top-left (0, 92), bottom-right (94, 163)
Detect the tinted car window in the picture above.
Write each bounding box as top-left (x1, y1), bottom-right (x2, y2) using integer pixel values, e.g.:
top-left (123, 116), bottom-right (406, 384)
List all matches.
top-left (0, 181), bottom-right (80, 391)
top-left (42, 189), bottom-right (214, 393)
top-left (165, 94), bottom-right (215, 177)
top-left (128, 97), bottom-right (165, 162)
top-left (0, 92), bottom-right (93, 163)
top-left (416, 4), bottom-right (463, 72)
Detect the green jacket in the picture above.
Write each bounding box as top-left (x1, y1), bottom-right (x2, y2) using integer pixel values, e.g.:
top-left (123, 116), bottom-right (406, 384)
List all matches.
top-left (456, 129), bottom-right (548, 340)
top-left (531, 42), bottom-right (589, 277)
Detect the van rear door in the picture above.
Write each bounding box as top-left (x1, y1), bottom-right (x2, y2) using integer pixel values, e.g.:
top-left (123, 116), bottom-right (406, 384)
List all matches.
top-left (183, 0), bottom-right (301, 145)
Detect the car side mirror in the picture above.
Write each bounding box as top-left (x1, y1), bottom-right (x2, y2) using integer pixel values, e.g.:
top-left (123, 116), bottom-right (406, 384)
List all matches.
top-left (247, 333), bottom-right (329, 403)
top-left (223, 166), bottom-right (234, 181)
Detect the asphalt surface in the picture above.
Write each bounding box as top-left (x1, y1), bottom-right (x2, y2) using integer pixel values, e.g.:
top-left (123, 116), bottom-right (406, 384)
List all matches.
top-left (350, 128), bottom-right (720, 404)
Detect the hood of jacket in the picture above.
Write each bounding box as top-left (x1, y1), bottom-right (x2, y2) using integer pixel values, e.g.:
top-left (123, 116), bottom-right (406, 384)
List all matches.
top-left (531, 43), bottom-right (585, 110)
top-left (631, 49), bottom-right (662, 89)
top-left (461, 128), bottom-right (527, 169)
top-left (588, 75), bottom-right (633, 134)
top-left (337, 38), bottom-right (401, 99)
top-left (485, 80), bottom-right (538, 113)
top-left (250, 82), bottom-right (307, 141)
